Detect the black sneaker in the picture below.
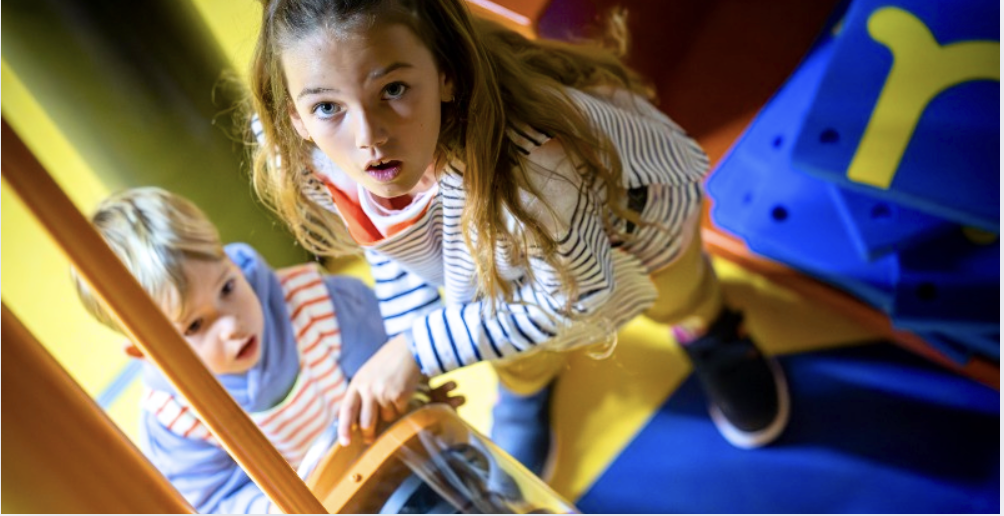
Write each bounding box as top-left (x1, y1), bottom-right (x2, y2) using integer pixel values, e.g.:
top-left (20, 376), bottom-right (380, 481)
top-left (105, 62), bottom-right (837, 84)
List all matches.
top-left (681, 308), bottom-right (790, 448)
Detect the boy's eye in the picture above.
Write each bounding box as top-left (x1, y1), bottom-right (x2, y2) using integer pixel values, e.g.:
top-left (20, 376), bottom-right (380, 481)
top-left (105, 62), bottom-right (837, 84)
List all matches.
top-left (383, 82), bottom-right (408, 99)
top-left (313, 102), bottom-right (343, 118)
top-left (185, 319), bottom-right (203, 336)
top-left (221, 279), bottom-right (235, 296)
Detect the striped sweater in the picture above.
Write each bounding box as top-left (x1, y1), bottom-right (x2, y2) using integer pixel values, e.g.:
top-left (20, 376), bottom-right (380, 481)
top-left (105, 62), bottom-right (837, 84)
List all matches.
top-left (303, 88), bottom-right (709, 377)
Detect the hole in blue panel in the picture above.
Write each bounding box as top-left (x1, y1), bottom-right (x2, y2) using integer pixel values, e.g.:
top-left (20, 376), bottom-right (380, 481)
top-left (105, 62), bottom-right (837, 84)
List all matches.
top-left (771, 205), bottom-right (788, 222)
top-left (870, 202), bottom-right (893, 220)
top-left (916, 282), bottom-right (938, 301)
top-left (820, 129), bottom-right (840, 144)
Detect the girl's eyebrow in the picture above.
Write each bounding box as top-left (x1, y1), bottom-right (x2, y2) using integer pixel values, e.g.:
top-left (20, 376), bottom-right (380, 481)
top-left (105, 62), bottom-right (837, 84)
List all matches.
top-left (295, 62), bottom-right (411, 101)
top-left (369, 62), bottom-right (413, 80)
top-left (293, 62), bottom-right (415, 99)
top-left (297, 87), bottom-right (336, 101)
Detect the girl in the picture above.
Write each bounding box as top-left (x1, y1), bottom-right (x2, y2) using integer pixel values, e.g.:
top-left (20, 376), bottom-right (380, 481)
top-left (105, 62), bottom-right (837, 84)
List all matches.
top-left (248, 0), bottom-right (790, 474)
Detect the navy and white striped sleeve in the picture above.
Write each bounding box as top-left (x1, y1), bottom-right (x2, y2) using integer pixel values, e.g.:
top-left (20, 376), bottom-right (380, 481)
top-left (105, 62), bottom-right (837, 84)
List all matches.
top-left (364, 249), bottom-right (443, 341)
top-left (407, 141), bottom-right (657, 376)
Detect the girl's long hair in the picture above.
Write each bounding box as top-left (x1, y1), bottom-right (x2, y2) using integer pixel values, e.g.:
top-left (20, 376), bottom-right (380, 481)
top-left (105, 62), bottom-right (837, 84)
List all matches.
top-left (249, 0), bottom-right (652, 310)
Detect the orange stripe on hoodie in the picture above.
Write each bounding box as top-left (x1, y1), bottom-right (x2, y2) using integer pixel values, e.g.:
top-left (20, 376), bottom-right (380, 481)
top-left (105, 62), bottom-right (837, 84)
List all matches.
top-left (320, 176), bottom-right (431, 245)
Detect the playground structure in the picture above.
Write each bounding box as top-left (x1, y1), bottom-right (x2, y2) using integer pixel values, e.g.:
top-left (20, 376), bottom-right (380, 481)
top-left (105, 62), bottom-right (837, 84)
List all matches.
top-left (2, 0), bottom-right (998, 512)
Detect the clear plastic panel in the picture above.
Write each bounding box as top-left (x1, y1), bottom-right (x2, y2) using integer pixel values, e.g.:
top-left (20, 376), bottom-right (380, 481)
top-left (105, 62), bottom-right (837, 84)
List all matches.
top-left (386, 405), bottom-right (579, 514)
top-left (303, 403), bottom-right (579, 514)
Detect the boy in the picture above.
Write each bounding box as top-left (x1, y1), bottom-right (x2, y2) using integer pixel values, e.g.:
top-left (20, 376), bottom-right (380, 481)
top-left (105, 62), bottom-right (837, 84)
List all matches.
top-left (74, 187), bottom-right (455, 513)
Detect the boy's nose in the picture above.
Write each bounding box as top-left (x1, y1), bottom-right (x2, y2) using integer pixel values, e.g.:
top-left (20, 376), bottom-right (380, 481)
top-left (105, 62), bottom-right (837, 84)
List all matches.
top-left (218, 315), bottom-right (243, 341)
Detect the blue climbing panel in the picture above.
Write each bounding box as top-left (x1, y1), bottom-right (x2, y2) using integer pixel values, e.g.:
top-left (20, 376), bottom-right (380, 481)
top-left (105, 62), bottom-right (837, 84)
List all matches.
top-left (827, 187), bottom-right (954, 262)
top-left (706, 0), bottom-right (999, 365)
top-left (709, 34), bottom-right (898, 311)
top-left (790, 0), bottom-right (999, 231)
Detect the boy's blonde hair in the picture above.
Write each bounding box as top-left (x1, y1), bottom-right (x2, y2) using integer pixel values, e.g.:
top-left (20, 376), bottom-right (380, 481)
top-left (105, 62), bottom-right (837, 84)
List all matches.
top-left (74, 187), bottom-right (225, 332)
top-left (249, 0), bottom-right (650, 311)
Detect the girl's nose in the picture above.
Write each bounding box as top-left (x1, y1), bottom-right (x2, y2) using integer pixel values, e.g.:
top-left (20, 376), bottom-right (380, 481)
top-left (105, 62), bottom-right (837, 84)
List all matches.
top-left (354, 109), bottom-right (388, 149)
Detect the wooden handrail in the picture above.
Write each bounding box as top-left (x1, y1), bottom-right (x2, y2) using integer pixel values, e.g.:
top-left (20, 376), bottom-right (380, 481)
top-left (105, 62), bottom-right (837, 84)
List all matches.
top-left (1, 118), bottom-right (328, 514)
top-left (2, 303), bottom-right (194, 513)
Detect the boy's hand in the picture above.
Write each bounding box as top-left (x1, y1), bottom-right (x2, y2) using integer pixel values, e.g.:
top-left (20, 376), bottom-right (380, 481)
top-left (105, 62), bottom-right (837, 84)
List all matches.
top-left (337, 334), bottom-right (421, 446)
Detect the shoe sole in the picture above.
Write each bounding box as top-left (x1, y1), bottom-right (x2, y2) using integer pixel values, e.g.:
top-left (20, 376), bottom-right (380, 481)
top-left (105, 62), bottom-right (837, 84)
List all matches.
top-left (708, 357), bottom-right (791, 449)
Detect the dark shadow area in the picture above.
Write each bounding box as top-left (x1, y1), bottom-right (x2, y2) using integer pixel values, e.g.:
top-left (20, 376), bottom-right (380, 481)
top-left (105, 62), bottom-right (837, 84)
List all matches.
top-left (538, 0), bottom-right (845, 164)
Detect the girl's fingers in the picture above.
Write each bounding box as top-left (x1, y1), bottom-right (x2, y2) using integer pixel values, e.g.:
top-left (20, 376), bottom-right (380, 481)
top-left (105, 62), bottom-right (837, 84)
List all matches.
top-left (338, 390), bottom-right (361, 446)
top-left (392, 394), bottom-right (410, 415)
top-left (380, 403), bottom-right (397, 423)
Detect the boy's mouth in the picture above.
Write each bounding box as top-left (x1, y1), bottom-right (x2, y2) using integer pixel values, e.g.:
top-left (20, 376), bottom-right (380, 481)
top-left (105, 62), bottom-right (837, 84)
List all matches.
top-left (236, 336), bottom-right (258, 360)
top-left (365, 160), bottom-right (403, 182)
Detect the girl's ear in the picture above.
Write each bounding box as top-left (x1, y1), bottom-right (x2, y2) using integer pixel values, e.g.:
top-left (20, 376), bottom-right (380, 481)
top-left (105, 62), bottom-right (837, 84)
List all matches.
top-left (123, 341), bottom-right (145, 360)
top-left (439, 73), bottom-right (455, 103)
top-left (288, 102), bottom-right (312, 141)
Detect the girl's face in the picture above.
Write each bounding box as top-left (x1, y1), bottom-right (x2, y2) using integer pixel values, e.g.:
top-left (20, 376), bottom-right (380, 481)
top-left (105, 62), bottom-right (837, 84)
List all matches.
top-left (284, 23), bottom-right (453, 200)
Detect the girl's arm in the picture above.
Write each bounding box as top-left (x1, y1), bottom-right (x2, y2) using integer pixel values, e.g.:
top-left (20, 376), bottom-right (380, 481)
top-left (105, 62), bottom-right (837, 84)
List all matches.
top-left (334, 250), bottom-right (442, 444)
top-left (140, 414), bottom-right (274, 514)
top-left (364, 248), bottom-right (443, 348)
top-left (409, 139), bottom-right (659, 377)
top-left (409, 251), bottom-right (656, 376)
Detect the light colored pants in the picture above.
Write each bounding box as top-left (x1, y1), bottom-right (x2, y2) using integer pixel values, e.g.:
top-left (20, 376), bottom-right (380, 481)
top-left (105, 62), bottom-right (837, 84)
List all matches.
top-left (493, 219), bottom-right (723, 395)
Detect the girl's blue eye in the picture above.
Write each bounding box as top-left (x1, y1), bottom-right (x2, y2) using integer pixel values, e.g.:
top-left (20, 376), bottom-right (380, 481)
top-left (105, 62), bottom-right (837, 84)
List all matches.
top-left (383, 82), bottom-right (408, 99)
top-left (314, 102), bottom-right (342, 118)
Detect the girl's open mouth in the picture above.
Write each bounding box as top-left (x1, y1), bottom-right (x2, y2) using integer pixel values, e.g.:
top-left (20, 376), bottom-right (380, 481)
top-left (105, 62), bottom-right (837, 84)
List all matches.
top-left (366, 160), bottom-right (403, 182)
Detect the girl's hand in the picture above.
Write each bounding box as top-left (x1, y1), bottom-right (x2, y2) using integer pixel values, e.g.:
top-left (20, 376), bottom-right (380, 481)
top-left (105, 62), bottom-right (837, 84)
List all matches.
top-left (426, 380), bottom-right (466, 409)
top-left (337, 334), bottom-right (421, 446)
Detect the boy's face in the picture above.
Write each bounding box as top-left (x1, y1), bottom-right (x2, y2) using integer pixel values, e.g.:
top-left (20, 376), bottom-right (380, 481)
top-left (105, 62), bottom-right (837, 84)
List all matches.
top-left (170, 257), bottom-right (265, 375)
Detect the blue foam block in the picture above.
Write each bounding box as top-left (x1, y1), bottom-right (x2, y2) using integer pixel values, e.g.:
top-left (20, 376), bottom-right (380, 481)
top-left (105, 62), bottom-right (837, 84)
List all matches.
top-left (708, 36), bottom-right (898, 310)
top-left (790, 0), bottom-right (999, 231)
top-left (916, 331), bottom-right (1000, 364)
top-left (888, 229), bottom-right (999, 334)
top-left (827, 186), bottom-right (955, 262)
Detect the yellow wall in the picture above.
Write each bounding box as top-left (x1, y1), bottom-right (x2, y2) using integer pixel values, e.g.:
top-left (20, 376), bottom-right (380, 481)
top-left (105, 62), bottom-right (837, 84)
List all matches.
top-left (189, 0), bottom-right (263, 80)
top-left (2, 62), bottom-right (139, 433)
top-left (1, 1), bottom-right (268, 440)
